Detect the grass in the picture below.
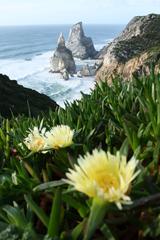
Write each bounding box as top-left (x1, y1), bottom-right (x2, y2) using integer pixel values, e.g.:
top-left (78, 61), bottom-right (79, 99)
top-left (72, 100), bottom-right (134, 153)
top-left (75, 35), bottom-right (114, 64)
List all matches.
top-left (0, 70), bottom-right (160, 239)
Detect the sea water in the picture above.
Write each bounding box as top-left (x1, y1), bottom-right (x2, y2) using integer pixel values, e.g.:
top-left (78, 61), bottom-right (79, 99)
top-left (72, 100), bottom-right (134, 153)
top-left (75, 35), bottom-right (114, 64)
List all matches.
top-left (0, 25), bottom-right (124, 107)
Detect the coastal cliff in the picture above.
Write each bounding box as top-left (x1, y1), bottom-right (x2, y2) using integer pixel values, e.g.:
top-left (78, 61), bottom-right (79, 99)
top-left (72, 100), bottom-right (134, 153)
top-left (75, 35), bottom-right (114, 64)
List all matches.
top-left (0, 74), bottom-right (58, 118)
top-left (96, 14), bottom-right (160, 81)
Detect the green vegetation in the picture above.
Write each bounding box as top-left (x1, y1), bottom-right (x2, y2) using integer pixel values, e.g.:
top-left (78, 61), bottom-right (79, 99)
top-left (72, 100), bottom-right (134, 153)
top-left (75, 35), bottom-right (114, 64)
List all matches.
top-left (0, 70), bottom-right (160, 239)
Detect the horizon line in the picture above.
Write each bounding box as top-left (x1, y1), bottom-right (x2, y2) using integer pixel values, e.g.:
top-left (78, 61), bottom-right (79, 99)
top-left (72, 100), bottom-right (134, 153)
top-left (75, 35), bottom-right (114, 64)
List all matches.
top-left (0, 23), bottom-right (126, 27)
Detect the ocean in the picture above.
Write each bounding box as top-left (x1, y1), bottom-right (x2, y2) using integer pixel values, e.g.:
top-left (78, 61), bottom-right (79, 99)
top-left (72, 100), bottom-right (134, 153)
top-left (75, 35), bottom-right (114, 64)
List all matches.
top-left (0, 24), bottom-right (124, 106)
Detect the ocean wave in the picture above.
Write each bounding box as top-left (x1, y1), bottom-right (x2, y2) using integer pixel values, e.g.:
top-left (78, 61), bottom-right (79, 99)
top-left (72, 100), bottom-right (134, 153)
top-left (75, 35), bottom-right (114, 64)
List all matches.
top-left (0, 23), bottom-right (121, 107)
top-left (0, 49), bottom-right (95, 107)
top-left (94, 43), bottom-right (105, 51)
top-left (0, 51), bottom-right (52, 79)
top-left (94, 38), bottom-right (113, 51)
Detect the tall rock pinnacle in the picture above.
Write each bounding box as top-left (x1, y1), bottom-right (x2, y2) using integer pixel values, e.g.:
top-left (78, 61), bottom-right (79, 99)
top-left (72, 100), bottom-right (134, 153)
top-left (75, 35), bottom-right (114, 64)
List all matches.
top-left (66, 22), bottom-right (97, 59)
top-left (50, 33), bottom-right (76, 75)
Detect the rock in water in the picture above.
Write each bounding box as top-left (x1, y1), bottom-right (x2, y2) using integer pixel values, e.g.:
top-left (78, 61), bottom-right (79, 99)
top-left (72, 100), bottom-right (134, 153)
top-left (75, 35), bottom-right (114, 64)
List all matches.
top-left (96, 14), bottom-right (160, 81)
top-left (62, 69), bottom-right (69, 80)
top-left (66, 22), bottom-right (97, 59)
top-left (77, 71), bottom-right (82, 78)
top-left (80, 65), bottom-right (91, 76)
top-left (0, 74), bottom-right (58, 118)
top-left (50, 33), bottom-right (76, 74)
top-left (80, 64), bottom-right (96, 77)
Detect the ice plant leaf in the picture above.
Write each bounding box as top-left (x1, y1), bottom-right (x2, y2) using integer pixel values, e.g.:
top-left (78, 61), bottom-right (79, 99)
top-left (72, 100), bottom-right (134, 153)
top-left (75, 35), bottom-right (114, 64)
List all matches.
top-left (48, 188), bottom-right (62, 237)
top-left (24, 195), bottom-right (49, 227)
top-left (84, 197), bottom-right (107, 240)
top-left (71, 219), bottom-right (86, 240)
top-left (100, 223), bottom-right (116, 240)
top-left (33, 180), bottom-right (65, 192)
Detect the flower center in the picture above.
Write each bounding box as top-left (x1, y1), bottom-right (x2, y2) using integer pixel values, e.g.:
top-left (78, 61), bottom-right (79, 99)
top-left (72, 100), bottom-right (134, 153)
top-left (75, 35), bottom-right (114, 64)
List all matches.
top-left (96, 173), bottom-right (119, 192)
top-left (34, 138), bottom-right (44, 148)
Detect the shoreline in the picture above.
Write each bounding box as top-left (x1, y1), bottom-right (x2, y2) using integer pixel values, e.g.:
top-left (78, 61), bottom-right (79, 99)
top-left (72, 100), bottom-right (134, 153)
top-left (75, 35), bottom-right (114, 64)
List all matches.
top-left (0, 23), bottom-right (119, 107)
top-left (0, 50), bottom-right (96, 107)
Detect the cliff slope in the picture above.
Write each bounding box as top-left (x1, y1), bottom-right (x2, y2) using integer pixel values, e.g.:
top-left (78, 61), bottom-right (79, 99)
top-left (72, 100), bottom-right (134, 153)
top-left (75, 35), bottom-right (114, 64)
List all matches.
top-left (96, 14), bottom-right (160, 81)
top-left (0, 74), bottom-right (58, 118)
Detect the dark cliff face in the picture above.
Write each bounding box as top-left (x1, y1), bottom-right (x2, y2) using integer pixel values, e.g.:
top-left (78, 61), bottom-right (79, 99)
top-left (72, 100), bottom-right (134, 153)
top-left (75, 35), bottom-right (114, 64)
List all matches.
top-left (96, 14), bottom-right (160, 81)
top-left (0, 74), bottom-right (58, 118)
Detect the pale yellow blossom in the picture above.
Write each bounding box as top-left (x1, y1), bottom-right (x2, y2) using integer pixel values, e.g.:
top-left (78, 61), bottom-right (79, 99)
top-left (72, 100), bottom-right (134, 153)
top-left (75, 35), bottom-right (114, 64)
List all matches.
top-left (45, 125), bottom-right (74, 149)
top-left (65, 149), bottom-right (140, 209)
top-left (24, 126), bottom-right (46, 152)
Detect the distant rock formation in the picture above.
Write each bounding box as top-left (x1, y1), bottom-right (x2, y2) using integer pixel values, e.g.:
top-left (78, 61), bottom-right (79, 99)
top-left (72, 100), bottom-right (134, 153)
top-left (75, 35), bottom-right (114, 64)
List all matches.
top-left (66, 22), bottom-right (97, 59)
top-left (96, 14), bottom-right (160, 81)
top-left (50, 33), bottom-right (76, 75)
top-left (61, 69), bottom-right (69, 80)
top-left (0, 74), bottom-right (58, 118)
top-left (80, 64), bottom-right (96, 77)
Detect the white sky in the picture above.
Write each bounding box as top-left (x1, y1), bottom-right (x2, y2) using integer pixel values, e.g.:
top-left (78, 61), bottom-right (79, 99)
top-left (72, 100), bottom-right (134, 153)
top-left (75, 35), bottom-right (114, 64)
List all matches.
top-left (0, 0), bottom-right (160, 25)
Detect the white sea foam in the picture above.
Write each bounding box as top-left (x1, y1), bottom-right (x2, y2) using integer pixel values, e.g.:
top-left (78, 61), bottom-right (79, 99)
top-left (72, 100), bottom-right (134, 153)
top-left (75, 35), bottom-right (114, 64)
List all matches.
top-left (0, 51), bottom-right (52, 79)
top-left (0, 23), bottom-right (122, 108)
top-left (94, 38), bottom-right (113, 51)
top-left (0, 51), bottom-right (95, 107)
top-left (94, 43), bottom-right (105, 51)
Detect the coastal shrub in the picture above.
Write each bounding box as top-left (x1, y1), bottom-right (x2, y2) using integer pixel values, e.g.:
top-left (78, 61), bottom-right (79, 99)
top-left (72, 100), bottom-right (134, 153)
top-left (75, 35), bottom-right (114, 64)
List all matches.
top-left (0, 71), bottom-right (160, 239)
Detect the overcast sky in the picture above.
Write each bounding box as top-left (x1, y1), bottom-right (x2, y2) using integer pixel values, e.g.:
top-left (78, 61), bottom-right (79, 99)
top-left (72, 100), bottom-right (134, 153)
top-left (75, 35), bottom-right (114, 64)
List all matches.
top-left (0, 0), bottom-right (160, 25)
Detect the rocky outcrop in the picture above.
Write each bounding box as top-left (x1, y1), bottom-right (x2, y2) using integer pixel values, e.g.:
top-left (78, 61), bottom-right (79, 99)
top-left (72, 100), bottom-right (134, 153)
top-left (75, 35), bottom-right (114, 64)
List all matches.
top-left (77, 71), bottom-right (82, 78)
top-left (96, 14), bottom-right (160, 81)
top-left (61, 69), bottom-right (69, 80)
top-left (80, 64), bottom-right (96, 77)
top-left (0, 74), bottom-right (58, 118)
top-left (80, 65), bottom-right (92, 76)
top-left (50, 33), bottom-right (76, 75)
top-left (66, 22), bottom-right (97, 59)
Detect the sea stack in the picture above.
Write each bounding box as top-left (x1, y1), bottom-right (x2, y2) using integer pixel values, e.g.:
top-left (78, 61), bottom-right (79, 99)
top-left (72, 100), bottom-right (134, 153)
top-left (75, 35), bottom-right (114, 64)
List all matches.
top-left (66, 22), bottom-right (97, 59)
top-left (96, 13), bottom-right (160, 82)
top-left (50, 33), bottom-right (76, 75)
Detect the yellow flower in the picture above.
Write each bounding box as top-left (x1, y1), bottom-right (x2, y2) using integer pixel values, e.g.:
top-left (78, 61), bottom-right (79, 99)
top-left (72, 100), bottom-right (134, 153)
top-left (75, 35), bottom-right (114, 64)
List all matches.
top-left (65, 149), bottom-right (140, 209)
top-left (45, 125), bottom-right (74, 149)
top-left (24, 126), bottom-right (46, 152)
